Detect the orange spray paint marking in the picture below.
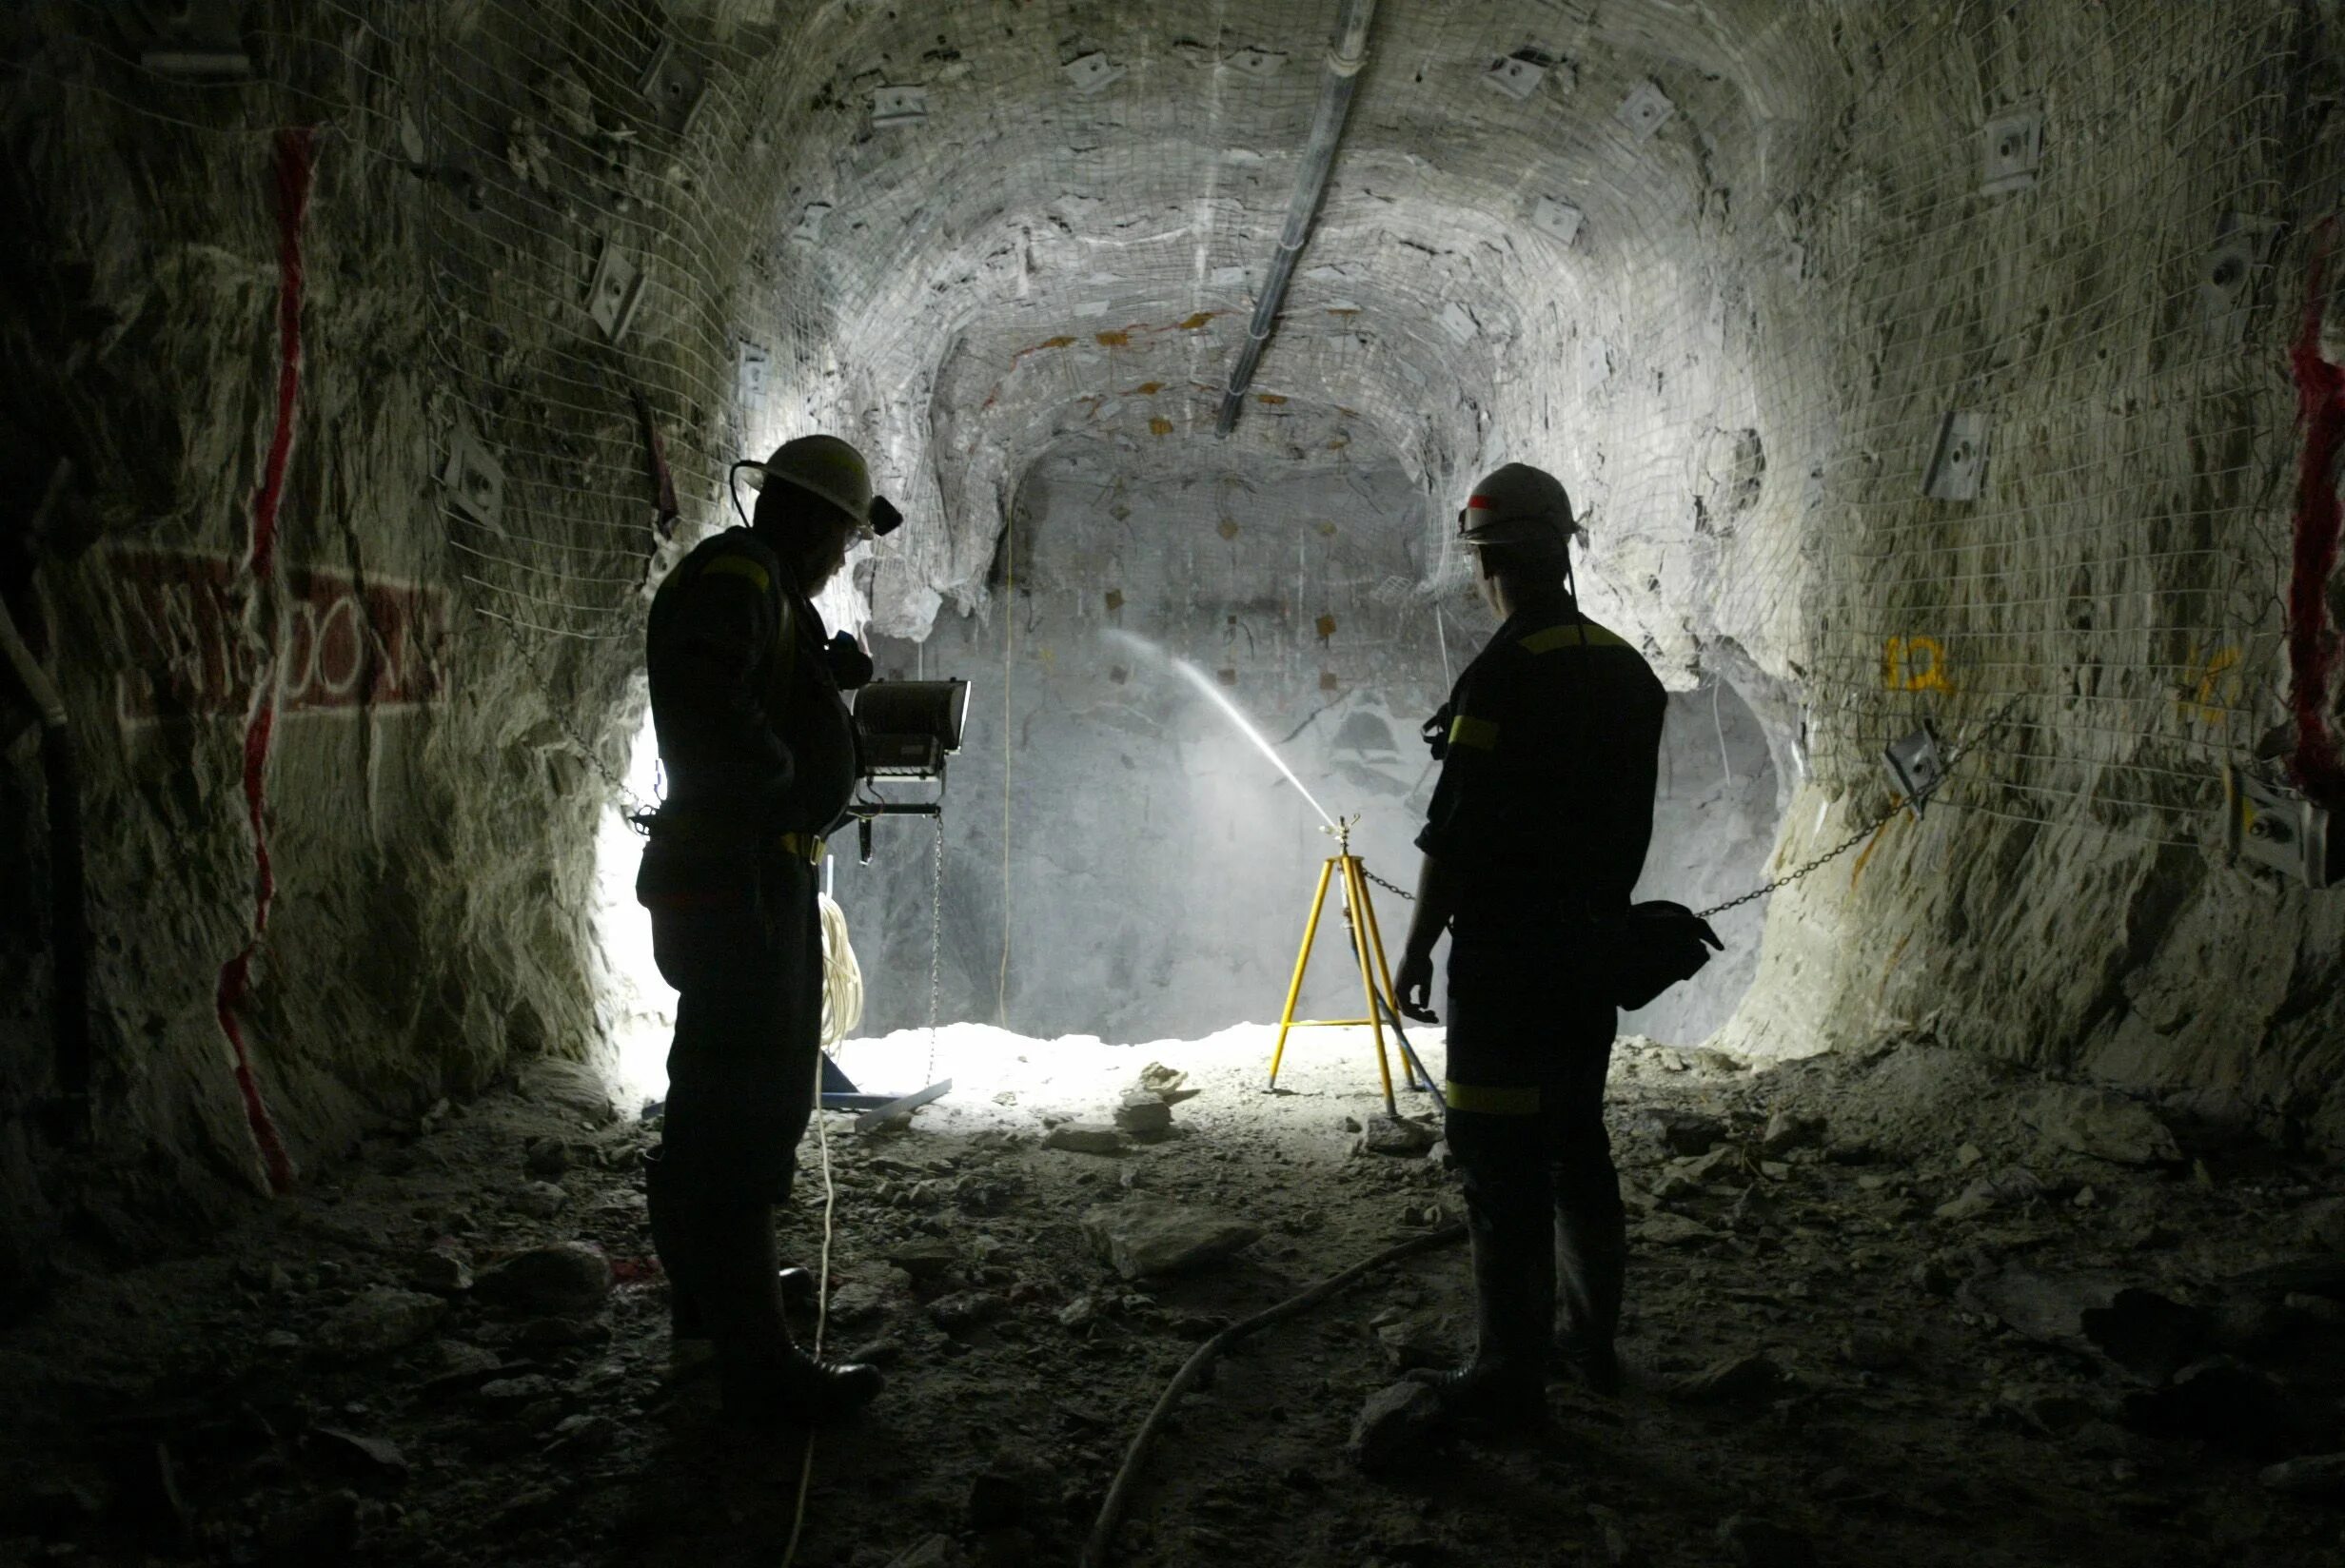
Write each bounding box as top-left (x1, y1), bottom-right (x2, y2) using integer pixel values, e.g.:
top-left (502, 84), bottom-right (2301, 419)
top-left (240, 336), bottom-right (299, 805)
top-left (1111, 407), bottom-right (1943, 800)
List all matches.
top-left (1095, 329), bottom-right (1130, 347)
top-left (1149, 416), bottom-right (1174, 436)
top-left (2177, 645), bottom-right (2243, 723)
top-left (1848, 795), bottom-right (1906, 890)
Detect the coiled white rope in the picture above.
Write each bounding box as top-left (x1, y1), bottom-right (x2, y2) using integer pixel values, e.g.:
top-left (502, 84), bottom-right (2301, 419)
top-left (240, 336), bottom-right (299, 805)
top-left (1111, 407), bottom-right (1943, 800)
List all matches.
top-left (817, 891), bottom-right (863, 1050)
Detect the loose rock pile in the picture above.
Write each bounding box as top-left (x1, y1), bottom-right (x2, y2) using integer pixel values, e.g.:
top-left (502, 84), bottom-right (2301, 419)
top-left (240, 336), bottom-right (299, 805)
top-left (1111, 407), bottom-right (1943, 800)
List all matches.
top-left (0, 1030), bottom-right (2338, 1568)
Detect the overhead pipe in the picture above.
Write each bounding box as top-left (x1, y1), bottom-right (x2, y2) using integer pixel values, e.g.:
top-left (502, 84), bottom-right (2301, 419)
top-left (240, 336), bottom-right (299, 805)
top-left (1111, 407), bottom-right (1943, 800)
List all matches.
top-left (1214, 0), bottom-right (1377, 439)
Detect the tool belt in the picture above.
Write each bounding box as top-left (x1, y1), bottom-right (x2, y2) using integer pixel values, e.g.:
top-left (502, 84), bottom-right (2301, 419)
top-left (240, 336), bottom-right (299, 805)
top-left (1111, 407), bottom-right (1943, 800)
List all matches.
top-left (636, 811), bottom-right (824, 927)
top-left (640, 807), bottom-right (825, 864)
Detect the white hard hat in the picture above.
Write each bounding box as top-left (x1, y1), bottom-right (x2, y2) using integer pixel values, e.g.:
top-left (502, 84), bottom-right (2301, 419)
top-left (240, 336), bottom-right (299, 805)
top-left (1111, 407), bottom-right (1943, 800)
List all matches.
top-left (739, 434), bottom-right (902, 538)
top-left (1457, 462), bottom-right (1577, 547)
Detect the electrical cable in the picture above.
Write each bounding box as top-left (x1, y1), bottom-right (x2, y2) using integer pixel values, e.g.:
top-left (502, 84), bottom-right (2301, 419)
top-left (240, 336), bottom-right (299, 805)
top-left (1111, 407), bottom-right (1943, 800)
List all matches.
top-left (778, 1024), bottom-right (841, 1568)
top-left (1080, 1223), bottom-right (1467, 1568)
top-left (997, 505), bottom-right (1015, 1028)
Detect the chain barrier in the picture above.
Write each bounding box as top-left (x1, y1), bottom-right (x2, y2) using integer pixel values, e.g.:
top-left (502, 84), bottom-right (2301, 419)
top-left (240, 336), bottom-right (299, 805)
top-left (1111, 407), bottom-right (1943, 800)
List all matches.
top-left (1353, 697), bottom-right (2024, 922)
top-left (926, 813), bottom-right (944, 1088)
top-left (1693, 696), bottom-right (2023, 919)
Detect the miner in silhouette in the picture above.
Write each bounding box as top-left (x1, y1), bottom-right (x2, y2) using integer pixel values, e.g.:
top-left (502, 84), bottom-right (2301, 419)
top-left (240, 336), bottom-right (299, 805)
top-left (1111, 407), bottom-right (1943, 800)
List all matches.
top-left (1395, 461), bottom-right (1666, 1423)
top-left (636, 434), bottom-right (897, 1428)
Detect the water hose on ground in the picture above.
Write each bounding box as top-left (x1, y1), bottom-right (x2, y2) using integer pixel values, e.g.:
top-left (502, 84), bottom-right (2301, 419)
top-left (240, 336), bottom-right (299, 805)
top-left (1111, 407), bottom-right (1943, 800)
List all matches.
top-left (1080, 1222), bottom-right (1468, 1568)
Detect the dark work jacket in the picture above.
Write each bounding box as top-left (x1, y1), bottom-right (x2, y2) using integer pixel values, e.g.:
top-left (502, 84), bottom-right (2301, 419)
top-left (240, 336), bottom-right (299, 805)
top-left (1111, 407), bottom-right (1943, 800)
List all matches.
top-left (1417, 601), bottom-right (1666, 948)
top-left (641, 526), bottom-right (857, 841)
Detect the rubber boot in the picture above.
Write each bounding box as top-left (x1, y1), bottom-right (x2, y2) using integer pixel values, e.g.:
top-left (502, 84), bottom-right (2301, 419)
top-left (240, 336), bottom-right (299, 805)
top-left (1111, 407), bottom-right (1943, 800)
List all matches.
top-left (697, 1202), bottom-right (882, 1429)
top-left (644, 1147), bottom-right (705, 1343)
top-left (653, 1144), bottom-right (820, 1339)
top-left (1553, 1163), bottom-right (1626, 1395)
top-left (1426, 1224), bottom-right (1550, 1427)
top-left (669, 1267), bottom-right (820, 1342)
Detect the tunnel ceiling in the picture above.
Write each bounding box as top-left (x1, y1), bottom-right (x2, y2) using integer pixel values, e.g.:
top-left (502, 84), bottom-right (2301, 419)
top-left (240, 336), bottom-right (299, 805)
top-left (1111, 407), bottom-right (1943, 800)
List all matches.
top-left (706, 0), bottom-right (1830, 650)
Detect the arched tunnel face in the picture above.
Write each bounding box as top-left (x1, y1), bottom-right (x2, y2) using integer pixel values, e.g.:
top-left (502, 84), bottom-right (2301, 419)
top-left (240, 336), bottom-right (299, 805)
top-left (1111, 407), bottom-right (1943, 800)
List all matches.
top-left (7, 3), bottom-right (2345, 1564)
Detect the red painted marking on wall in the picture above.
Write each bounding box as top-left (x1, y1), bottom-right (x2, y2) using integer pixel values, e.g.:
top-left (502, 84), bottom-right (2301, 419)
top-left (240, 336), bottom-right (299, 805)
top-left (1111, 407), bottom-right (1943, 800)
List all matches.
top-left (216, 127), bottom-right (316, 1196)
top-left (112, 549), bottom-right (448, 724)
top-left (2288, 223), bottom-right (2345, 809)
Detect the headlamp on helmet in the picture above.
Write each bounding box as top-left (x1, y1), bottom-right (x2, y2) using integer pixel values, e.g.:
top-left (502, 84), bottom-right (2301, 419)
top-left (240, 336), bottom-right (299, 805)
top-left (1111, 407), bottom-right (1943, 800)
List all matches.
top-left (729, 433), bottom-right (904, 541)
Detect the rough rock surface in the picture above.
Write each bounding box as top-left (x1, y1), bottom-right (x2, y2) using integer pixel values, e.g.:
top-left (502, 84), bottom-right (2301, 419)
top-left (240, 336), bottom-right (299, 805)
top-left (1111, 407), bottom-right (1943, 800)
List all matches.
top-left (0, 1031), bottom-right (2337, 1566)
top-left (314, 1288), bottom-right (447, 1360)
top-left (1349, 1382), bottom-right (1442, 1478)
top-left (1081, 1200), bottom-right (1262, 1281)
top-left (472, 1244), bottom-right (614, 1318)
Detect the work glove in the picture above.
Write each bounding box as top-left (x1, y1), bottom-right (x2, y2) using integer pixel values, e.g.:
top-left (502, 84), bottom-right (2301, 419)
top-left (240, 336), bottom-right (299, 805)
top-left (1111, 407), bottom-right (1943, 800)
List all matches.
top-left (824, 630), bottom-right (875, 690)
top-left (1420, 701), bottom-right (1453, 761)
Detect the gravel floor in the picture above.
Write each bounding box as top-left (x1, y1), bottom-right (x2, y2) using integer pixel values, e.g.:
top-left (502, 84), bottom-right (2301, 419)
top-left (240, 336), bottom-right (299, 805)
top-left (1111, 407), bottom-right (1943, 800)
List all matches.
top-left (2, 1022), bottom-right (2341, 1567)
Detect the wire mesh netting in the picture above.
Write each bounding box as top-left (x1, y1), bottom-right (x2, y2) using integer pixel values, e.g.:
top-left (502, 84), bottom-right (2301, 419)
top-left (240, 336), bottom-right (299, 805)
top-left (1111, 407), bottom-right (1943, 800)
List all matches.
top-left (22, 0), bottom-right (2342, 851)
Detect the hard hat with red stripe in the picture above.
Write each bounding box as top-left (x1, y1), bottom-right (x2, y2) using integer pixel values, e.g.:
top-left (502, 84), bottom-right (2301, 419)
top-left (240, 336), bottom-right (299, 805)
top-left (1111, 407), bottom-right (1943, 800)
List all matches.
top-left (1456, 461), bottom-right (1577, 548)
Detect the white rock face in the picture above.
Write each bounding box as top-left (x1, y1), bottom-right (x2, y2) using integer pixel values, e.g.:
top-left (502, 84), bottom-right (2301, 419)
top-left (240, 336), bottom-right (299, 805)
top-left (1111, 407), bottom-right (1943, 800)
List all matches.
top-left (3, 0), bottom-right (2342, 1298)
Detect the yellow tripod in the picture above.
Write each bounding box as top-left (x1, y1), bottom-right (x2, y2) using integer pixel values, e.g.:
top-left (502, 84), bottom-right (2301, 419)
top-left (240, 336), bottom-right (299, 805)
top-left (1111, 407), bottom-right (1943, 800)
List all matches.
top-left (1265, 816), bottom-right (1432, 1114)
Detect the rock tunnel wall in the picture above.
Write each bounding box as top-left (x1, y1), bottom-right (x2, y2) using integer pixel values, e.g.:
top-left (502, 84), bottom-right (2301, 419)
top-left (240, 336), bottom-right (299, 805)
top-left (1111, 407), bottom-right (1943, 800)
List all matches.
top-left (1717, 3), bottom-right (2345, 1150)
top-left (3, 0), bottom-right (2344, 1311)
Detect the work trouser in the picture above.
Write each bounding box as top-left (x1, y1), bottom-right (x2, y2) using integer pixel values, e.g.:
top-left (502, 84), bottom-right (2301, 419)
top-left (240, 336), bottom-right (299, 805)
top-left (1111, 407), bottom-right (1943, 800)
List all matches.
top-left (646, 847), bottom-right (823, 1205)
top-left (1442, 934), bottom-right (1625, 1371)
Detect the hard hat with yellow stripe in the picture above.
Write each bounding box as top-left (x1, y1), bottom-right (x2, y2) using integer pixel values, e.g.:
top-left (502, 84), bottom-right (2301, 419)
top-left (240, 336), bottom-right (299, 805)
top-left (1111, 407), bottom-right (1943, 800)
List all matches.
top-left (1456, 461), bottom-right (1578, 548)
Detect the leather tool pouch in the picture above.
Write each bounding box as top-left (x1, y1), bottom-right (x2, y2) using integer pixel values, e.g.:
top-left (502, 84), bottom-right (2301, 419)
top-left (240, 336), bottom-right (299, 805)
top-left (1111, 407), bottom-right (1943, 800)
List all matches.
top-left (1592, 900), bottom-right (1724, 1011)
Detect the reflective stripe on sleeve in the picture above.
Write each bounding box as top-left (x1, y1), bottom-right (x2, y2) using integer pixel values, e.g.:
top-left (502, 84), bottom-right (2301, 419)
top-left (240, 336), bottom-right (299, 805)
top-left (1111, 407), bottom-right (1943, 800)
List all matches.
top-left (699, 554), bottom-right (772, 594)
top-left (1443, 1081), bottom-right (1542, 1115)
top-left (1448, 714), bottom-right (1501, 751)
top-left (1520, 622), bottom-right (1628, 654)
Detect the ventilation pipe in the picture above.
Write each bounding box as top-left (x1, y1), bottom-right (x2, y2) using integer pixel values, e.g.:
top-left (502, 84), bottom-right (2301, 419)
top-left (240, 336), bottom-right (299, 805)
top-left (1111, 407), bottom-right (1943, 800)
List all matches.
top-left (1214, 0), bottom-right (1376, 438)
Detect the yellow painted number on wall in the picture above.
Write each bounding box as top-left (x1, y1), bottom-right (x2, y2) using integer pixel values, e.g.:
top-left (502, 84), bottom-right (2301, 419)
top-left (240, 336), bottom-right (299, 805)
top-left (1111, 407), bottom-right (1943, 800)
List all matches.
top-left (1882, 636), bottom-right (1955, 694)
top-left (2178, 645), bottom-right (2241, 723)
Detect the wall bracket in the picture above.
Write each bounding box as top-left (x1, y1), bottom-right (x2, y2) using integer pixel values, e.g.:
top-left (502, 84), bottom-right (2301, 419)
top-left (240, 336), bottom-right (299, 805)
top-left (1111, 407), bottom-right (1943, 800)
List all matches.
top-left (586, 242), bottom-right (646, 343)
top-left (1883, 722), bottom-right (1947, 814)
top-left (441, 425), bottom-right (505, 531)
top-left (2223, 763), bottom-right (2335, 890)
top-left (1923, 410), bottom-right (1990, 501)
top-left (1982, 104), bottom-right (2043, 195)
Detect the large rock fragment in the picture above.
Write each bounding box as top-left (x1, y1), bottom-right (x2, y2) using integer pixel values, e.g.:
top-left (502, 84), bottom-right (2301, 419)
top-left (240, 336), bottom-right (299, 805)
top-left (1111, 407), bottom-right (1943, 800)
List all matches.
top-left (2258, 1453), bottom-right (2345, 1499)
top-left (1081, 1201), bottom-right (1260, 1280)
top-left (1959, 1264), bottom-right (2205, 1382)
top-left (2020, 1085), bottom-right (2179, 1166)
top-left (1358, 1113), bottom-right (1439, 1158)
top-left (2122, 1358), bottom-right (2310, 1456)
top-left (1760, 1110), bottom-right (1825, 1158)
top-left (1717, 1515), bottom-right (1816, 1568)
top-left (1642, 1108), bottom-right (1726, 1156)
top-left (1133, 1063), bottom-right (1201, 1105)
top-left (518, 1057), bottom-right (617, 1127)
top-left (1667, 1354), bottom-right (1784, 1404)
top-left (1934, 1166), bottom-right (2044, 1221)
top-left (1113, 1093), bottom-right (1173, 1139)
top-left (473, 1243), bottom-right (613, 1317)
top-left (1042, 1122), bottom-right (1129, 1155)
top-left (316, 1287), bottom-right (446, 1358)
top-left (1348, 1381), bottom-right (1440, 1478)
